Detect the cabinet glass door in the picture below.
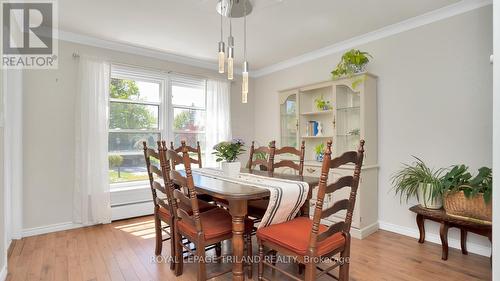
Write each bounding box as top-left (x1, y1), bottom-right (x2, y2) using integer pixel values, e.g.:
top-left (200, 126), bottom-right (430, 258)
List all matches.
top-left (335, 85), bottom-right (360, 155)
top-left (280, 94), bottom-right (298, 148)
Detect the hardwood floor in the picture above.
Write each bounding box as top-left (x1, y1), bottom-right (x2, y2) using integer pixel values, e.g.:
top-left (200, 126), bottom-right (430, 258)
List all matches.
top-left (7, 216), bottom-right (491, 281)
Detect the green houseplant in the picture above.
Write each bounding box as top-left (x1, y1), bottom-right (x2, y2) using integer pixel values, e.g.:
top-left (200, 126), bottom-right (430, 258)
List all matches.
top-left (212, 138), bottom-right (245, 177)
top-left (314, 143), bottom-right (325, 162)
top-left (314, 95), bottom-right (332, 111)
top-left (441, 165), bottom-right (492, 222)
top-left (391, 157), bottom-right (445, 209)
top-left (331, 49), bottom-right (372, 88)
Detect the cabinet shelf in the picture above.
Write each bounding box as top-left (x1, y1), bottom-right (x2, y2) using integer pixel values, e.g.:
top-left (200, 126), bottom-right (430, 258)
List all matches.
top-left (300, 110), bottom-right (333, 116)
top-left (301, 135), bottom-right (333, 139)
top-left (336, 106), bottom-right (360, 111)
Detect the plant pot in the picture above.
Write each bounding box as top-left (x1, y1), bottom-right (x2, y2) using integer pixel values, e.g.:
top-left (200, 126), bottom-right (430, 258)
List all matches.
top-left (315, 153), bottom-right (324, 162)
top-left (221, 161), bottom-right (241, 178)
top-left (444, 191), bottom-right (492, 223)
top-left (417, 183), bottom-right (442, 209)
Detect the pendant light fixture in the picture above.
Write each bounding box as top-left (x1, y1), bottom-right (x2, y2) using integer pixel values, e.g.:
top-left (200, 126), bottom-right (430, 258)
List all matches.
top-left (241, 0), bottom-right (248, 103)
top-left (216, 0), bottom-right (252, 102)
top-left (227, 16), bottom-right (234, 80)
top-left (218, 3), bottom-right (225, 74)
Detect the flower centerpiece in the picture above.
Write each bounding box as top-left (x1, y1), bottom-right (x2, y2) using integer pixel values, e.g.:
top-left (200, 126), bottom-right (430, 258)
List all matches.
top-left (212, 138), bottom-right (245, 177)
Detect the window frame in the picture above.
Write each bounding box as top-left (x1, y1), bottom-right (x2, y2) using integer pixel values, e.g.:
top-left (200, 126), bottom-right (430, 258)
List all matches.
top-left (109, 65), bottom-right (168, 191)
top-left (168, 75), bottom-right (208, 153)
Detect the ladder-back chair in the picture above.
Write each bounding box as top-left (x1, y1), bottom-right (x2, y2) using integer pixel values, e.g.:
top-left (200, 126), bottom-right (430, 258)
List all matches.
top-left (257, 140), bottom-right (365, 281)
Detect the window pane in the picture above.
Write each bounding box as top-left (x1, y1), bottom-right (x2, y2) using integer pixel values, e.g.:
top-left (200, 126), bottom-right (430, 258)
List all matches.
top-left (109, 132), bottom-right (160, 153)
top-left (110, 102), bottom-right (159, 129)
top-left (173, 108), bottom-right (205, 132)
top-left (110, 78), bottom-right (160, 102)
top-left (109, 153), bottom-right (149, 184)
top-left (171, 85), bottom-right (205, 108)
top-left (108, 132), bottom-right (160, 184)
top-left (173, 133), bottom-right (206, 150)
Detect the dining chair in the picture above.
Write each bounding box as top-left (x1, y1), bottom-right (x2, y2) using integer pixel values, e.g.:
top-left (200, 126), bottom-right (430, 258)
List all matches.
top-left (170, 141), bottom-right (254, 281)
top-left (248, 140), bottom-right (306, 220)
top-left (257, 140), bottom-right (365, 281)
top-left (170, 141), bottom-right (203, 169)
top-left (247, 140), bottom-right (276, 171)
top-left (143, 141), bottom-right (216, 271)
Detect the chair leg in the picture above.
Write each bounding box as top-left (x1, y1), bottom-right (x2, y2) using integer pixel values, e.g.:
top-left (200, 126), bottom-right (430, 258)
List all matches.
top-left (196, 243), bottom-right (207, 281)
top-left (339, 243), bottom-right (351, 281)
top-left (174, 228), bottom-right (184, 276)
top-left (154, 211), bottom-right (163, 256)
top-left (304, 260), bottom-right (316, 281)
top-left (258, 241), bottom-right (264, 281)
top-left (246, 234), bottom-right (253, 279)
top-left (215, 242), bottom-right (222, 260)
top-left (168, 221), bottom-right (176, 271)
top-left (298, 263), bottom-right (305, 275)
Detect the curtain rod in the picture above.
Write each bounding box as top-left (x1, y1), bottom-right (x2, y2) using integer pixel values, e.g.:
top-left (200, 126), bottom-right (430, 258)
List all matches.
top-left (72, 52), bottom-right (233, 83)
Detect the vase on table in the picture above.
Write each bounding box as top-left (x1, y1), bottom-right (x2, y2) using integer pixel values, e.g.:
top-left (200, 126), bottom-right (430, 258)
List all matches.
top-left (221, 161), bottom-right (241, 177)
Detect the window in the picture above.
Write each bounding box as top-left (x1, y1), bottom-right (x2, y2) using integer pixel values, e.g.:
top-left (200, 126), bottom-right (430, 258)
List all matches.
top-left (170, 76), bottom-right (207, 153)
top-left (108, 67), bottom-right (166, 186)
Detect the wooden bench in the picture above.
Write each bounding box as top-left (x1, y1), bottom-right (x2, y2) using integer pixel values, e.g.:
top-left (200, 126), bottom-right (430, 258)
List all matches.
top-left (409, 205), bottom-right (491, 261)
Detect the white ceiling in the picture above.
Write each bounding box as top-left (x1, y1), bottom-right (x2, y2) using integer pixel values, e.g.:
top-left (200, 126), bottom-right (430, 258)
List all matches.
top-left (59, 0), bottom-right (461, 69)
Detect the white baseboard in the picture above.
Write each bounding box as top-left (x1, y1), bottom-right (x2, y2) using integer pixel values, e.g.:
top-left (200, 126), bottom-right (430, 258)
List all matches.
top-left (352, 222), bottom-right (379, 239)
top-left (0, 263), bottom-right (7, 281)
top-left (22, 222), bottom-right (83, 238)
top-left (379, 221), bottom-right (491, 257)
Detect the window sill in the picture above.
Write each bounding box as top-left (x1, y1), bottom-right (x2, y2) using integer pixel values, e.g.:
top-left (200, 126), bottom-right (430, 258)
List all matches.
top-left (110, 181), bottom-right (149, 193)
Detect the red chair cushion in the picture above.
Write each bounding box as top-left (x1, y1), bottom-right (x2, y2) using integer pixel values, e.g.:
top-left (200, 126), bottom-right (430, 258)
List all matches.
top-left (257, 217), bottom-right (345, 256)
top-left (177, 207), bottom-right (254, 240)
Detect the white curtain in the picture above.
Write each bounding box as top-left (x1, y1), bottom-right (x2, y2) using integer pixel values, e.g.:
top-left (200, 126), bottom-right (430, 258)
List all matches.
top-left (205, 79), bottom-right (232, 167)
top-left (74, 57), bottom-right (112, 225)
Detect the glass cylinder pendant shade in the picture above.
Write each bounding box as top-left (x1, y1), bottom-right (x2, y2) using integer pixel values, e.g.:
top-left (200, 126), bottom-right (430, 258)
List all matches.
top-left (227, 46), bottom-right (234, 80)
top-left (218, 41), bottom-right (225, 73)
top-left (242, 61), bottom-right (248, 103)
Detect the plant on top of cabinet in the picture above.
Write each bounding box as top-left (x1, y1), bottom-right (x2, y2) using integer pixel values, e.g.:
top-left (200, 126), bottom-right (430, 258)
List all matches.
top-left (391, 157), bottom-right (445, 209)
top-left (331, 49), bottom-right (372, 88)
top-left (314, 95), bottom-right (333, 111)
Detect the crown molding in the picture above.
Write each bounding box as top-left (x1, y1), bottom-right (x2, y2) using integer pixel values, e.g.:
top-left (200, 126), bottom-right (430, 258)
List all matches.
top-left (252, 0), bottom-right (493, 78)
top-left (57, 30), bottom-right (220, 72)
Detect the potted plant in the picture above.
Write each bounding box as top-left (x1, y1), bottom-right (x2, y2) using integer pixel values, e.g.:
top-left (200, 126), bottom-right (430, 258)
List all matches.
top-left (331, 49), bottom-right (372, 88)
top-left (441, 165), bottom-right (492, 222)
top-left (391, 157), bottom-right (445, 209)
top-left (314, 143), bottom-right (325, 162)
top-left (314, 95), bottom-right (332, 111)
top-left (212, 138), bottom-right (245, 177)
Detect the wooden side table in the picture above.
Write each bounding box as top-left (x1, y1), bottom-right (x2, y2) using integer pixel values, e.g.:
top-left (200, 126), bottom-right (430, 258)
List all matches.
top-left (409, 205), bottom-right (492, 260)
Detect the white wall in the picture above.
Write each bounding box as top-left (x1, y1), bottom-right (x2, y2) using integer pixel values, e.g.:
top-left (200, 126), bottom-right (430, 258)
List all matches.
top-left (253, 6), bottom-right (493, 254)
top-left (22, 40), bottom-right (254, 230)
top-left (0, 69), bottom-right (6, 279)
top-left (492, 0), bottom-right (499, 277)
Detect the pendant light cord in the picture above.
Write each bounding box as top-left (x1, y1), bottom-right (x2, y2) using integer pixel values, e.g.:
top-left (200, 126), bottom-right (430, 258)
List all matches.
top-left (244, 0), bottom-right (247, 60)
top-left (220, 3), bottom-right (223, 41)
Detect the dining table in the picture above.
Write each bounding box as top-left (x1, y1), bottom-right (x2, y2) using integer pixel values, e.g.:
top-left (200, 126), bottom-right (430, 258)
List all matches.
top-left (174, 168), bottom-right (320, 281)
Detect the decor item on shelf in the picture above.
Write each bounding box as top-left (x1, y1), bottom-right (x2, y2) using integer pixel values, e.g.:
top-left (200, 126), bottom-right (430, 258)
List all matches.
top-left (441, 165), bottom-right (492, 222)
top-left (314, 95), bottom-right (332, 111)
top-left (307, 121), bottom-right (319, 136)
top-left (391, 156), bottom-right (445, 209)
top-left (316, 121), bottom-right (323, 136)
top-left (331, 49), bottom-right (372, 88)
top-left (314, 143), bottom-right (325, 162)
top-left (216, 0), bottom-right (252, 103)
top-left (212, 138), bottom-right (245, 177)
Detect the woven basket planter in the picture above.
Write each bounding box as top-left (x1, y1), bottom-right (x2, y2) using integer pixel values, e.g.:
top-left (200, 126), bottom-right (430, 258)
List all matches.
top-left (443, 191), bottom-right (492, 224)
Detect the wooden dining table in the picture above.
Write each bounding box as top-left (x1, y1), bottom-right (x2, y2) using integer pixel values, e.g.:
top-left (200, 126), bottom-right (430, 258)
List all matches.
top-left (176, 168), bottom-right (320, 281)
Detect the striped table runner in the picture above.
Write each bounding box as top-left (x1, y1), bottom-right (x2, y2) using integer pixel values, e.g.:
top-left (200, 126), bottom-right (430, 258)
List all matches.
top-left (192, 168), bottom-right (309, 228)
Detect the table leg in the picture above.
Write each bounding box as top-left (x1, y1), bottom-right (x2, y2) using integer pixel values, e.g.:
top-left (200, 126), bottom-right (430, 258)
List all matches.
top-left (416, 214), bottom-right (425, 243)
top-left (460, 229), bottom-right (468, 255)
top-left (229, 200), bottom-right (248, 281)
top-left (440, 222), bottom-right (449, 260)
